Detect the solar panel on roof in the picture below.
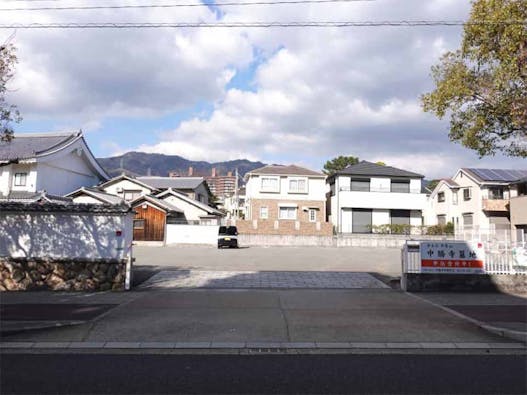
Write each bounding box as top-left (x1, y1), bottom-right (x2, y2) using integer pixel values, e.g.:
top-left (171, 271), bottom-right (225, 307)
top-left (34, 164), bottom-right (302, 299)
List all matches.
top-left (469, 168), bottom-right (527, 182)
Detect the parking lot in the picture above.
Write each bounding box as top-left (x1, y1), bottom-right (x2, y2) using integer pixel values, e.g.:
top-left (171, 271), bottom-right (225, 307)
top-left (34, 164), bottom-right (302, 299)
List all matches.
top-left (133, 246), bottom-right (402, 288)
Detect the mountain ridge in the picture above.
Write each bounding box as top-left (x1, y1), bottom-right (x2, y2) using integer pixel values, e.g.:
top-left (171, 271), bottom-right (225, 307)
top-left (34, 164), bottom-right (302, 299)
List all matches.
top-left (97, 151), bottom-right (267, 178)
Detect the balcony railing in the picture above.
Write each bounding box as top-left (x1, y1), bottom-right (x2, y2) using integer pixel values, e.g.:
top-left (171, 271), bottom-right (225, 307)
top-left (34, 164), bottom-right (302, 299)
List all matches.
top-left (482, 198), bottom-right (509, 211)
top-left (339, 186), bottom-right (421, 194)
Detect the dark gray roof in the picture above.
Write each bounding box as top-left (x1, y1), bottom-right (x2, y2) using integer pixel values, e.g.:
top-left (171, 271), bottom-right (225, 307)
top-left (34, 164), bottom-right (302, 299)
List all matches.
top-left (442, 178), bottom-right (460, 187)
top-left (137, 176), bottom-right (204, 190)
top-left (66, 187), bottom-right (126, 205)
top-left (333, 161), bottom-right (424, 179)
top-left (0, 132), bottom-right (81, 162)
top-left (0, 190), bottom-right (72, 203)
top-left (248, 164), bottom-right (324, 177)
top-left (463, 168), bottom-right (527, 183)
top-left (0, 201), bottom-right (131, 213)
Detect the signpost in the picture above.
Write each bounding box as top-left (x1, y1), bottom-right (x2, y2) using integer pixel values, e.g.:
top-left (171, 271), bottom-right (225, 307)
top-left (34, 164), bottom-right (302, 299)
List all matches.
top-left (420, 241), bottom-right (486, 274)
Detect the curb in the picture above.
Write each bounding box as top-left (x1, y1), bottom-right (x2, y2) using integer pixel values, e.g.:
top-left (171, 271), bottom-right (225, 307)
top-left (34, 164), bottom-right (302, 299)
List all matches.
top-left (1, 341), bottom-right (526, 351)
top-left (406, 292), bottom-right (527, 344)
top-left (0, 320), bottom-right (86, 336)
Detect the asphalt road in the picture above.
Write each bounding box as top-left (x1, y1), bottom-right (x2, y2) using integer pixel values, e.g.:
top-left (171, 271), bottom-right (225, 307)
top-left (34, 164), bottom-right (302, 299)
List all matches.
top-left (1, 353), bottom-right (526, 394)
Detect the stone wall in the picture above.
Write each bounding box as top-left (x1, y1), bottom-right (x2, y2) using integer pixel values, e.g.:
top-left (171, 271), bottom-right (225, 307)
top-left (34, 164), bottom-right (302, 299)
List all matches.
top-left (0, 257), bottom-right (127, 291)
top-left (236, 219), bottom-right (333, 236)
top-left (401, 273), bottom-right (527, 293)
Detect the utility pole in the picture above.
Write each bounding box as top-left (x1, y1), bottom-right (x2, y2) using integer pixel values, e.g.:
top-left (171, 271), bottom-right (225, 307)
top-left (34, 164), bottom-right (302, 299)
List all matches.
top-left (234, 168), bottom-right (239, 220)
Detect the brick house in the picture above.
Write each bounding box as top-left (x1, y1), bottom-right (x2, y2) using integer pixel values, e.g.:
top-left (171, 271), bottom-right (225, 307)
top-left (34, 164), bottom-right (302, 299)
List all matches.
top-left (237, 164), bottom-right (332, 236)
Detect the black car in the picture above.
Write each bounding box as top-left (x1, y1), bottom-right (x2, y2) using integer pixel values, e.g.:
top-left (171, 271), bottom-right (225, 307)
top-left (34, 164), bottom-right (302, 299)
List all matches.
top-left (218, 226), bottom-right (238, 249)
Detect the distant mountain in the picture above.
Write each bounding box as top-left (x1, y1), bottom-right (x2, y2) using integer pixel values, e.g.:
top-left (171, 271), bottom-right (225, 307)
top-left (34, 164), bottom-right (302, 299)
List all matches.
top-left (97, 151), bottom-right (266, 178)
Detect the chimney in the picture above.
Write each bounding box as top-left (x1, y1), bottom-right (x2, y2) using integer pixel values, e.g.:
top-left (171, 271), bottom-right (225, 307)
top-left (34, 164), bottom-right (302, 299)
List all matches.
top-left (188, 166), bottom-right (193, 176)
top-left (211, 167), bottom-right (216, 177)
top-left (227, 171), bottom-right (232, 177)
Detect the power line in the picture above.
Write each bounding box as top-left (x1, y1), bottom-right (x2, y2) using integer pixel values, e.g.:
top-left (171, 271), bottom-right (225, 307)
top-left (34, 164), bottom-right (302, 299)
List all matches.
top-left (0, 0), bottom-right (374, 11)
top-left (0, 21), bottom-right (525, 29)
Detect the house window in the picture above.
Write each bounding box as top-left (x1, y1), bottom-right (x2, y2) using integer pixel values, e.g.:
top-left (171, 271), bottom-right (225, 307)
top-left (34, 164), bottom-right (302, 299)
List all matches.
top-left (309, 209), bottom-right (317, 222)
top-left (352, 209), bottom-right (372, 233)
top-left (488, 187), bottom-right (504, 200)
top-left (452, 191), bottom-right (458, 205)
top-left (260, 206), bottom-right (268, 219)
top-left (261, 177), bottom-right (279, 192)
top-left (462, 213), bottom-right (473, 227)
top-left (14, 173), bottom-right (27, 187)
top-left (124, 190), bottom-right (142, 201)
top-left (391, 210), bottom-right (411, 225)
top-left (350, 179), bottom-right (370, 192)
top-left (391, 180), bottom-right (410, 193)
top-left (437, 215), bottom-right (446, 225)
top-left (279, 207), bottom-right (296, 220)
top-left (437, 192), bottom-right (445, 203)
top-left (133, 219), bottom-right (145, 229)
top-left (463, 188), bottom-right (472, 201)
top-left (288, 178), bottom-right (307, 193)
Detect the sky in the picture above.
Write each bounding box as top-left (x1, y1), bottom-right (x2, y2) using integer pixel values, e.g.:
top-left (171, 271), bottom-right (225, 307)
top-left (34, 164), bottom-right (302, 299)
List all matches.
top-left (2, 0), bottom-right (526, 178)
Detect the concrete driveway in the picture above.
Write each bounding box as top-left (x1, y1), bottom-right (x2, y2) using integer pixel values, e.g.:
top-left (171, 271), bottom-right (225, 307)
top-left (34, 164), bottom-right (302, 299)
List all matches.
top-left (133, 245), bottom-right (401, 276)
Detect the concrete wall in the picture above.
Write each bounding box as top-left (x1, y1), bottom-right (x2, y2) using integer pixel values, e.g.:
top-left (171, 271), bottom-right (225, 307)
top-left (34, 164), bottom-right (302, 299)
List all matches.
top-left (238, 234), bottom-right (454, 248)
top-left (401, 273), bottom-right (527, 293)
top-left (166, 224), bottom-right (219, 245)
top-left (0, 211), bottom-right (134, 260)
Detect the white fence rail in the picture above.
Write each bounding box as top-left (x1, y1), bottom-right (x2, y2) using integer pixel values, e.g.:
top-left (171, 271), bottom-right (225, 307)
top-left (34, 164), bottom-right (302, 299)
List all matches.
top-left (402, 240), bottom-right (527, 275)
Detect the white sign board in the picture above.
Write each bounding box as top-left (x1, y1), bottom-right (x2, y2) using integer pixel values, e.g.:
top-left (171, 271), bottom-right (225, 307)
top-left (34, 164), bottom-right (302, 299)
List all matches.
top-left (420, 241), bottom-right (485, 274)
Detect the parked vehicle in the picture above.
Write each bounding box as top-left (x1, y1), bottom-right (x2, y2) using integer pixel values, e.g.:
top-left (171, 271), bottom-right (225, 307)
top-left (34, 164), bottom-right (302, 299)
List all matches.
top-left (218, 226), bottom-right (238, 248)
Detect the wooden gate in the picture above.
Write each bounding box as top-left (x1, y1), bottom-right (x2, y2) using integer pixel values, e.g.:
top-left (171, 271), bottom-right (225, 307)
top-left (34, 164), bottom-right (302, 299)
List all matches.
top-left (133, 204), bottom-right (166, 241)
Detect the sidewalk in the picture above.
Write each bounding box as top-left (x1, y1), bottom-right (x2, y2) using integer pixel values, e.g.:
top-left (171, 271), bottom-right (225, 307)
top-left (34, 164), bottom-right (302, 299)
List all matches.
top-left (1, 289), bottom-right (525, 348)
top-left (409, 292), bottom-right (527, 342)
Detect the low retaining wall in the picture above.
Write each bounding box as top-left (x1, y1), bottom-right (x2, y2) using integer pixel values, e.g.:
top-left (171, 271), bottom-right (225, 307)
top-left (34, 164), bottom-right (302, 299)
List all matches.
top-left (166, 224), bottom-right (219, 245)
top-left (401, 273), bottom-right (527, 293)
top-left (0, 257), bottom-right (127, 291)
top-left (238, 234), bottom-right (455, 248)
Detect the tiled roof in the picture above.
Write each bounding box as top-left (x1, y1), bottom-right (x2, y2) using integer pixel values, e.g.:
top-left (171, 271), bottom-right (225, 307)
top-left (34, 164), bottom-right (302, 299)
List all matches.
top-left (156, 188), bottom-right (224, 216)
top-left (137, 176), bottom-right (205, 190)
top-left (247, 164), bottom-right (324, 177)
top-left (66, 187), bottom-right (125, 205)
top-left (463, 168), bottom-right (527, 183)
top-left (333, 161), bottom-right (424, 178)
top-left (0, 132), bottom-right (81, 162)
top-left (131, 195), bottom-right (183, 213)
top-left (0, 201), bottom-right (131, 213)
top-left (0, 190), bottom-right (72, 203)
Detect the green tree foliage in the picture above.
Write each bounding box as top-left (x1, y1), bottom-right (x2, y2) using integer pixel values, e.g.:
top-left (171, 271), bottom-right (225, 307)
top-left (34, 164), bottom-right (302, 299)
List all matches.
top-left (375, 161), bottom-right (386, 166)
top-left (322, 155), bottom-right (359, 175)
top-left (1, 42), bottom-right (21, 142)
top-left (426, 179), bottom-right (441, 191)
top-left (422, 0), bottom-right (527, 157)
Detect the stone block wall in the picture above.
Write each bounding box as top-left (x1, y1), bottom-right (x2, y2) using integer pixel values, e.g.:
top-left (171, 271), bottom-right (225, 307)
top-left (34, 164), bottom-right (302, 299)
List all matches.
top-left (235, 219), bottom-right (333, 236)
top-left (0, 257), bottom-right (127, 291)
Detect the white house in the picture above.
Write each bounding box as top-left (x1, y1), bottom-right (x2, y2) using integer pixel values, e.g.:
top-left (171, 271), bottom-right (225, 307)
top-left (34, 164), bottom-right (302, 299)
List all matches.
top-left (66, 187), bottom-right (126, 205)
top-left (99, 174), bottom-right (211, 205)
top-left (424, 168), bottom-right (527, 234)
top-left (328, 161), bottom-right (427, 233)
top-left (0, 131), bottom-right (109, 199)
top-left (156, 188), bottom-right (224, 225)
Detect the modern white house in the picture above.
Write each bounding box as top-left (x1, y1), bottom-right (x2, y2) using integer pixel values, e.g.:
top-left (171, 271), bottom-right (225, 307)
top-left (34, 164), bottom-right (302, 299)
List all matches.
top-left (0, 131), bottom-right (109, 199)
top-left (327, 161), bottom-right (427, 233)
top-left (240, 164), bottom-right (332, 235)
top-left (425, 168), bottom-right (527, 239)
